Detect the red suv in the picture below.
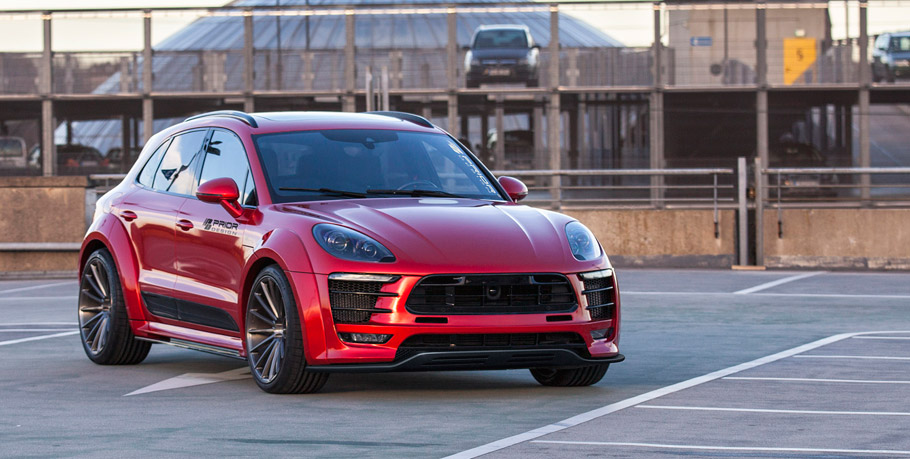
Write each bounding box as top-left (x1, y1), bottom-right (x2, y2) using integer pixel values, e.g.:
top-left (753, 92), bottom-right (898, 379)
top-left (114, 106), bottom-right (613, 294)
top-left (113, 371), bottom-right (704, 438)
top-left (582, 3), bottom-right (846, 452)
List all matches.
top-left (78, 110), bottom-right (622, 393)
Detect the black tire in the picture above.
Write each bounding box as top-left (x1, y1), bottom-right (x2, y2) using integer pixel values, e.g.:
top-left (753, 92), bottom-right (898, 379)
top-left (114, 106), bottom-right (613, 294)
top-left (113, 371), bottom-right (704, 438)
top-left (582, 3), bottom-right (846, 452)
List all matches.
top-left (886, 66), bottom-right (896, 83)
top-left (77, 248), bottom-right (151, 365)
top-left (530, 363), bottom-right (609, 387)
top-left (246, 265), bottom-right (328, 394)
top-left (466, 80), bottom-right (479, 88)
top-left (527, 78), bottom-right (539, 87)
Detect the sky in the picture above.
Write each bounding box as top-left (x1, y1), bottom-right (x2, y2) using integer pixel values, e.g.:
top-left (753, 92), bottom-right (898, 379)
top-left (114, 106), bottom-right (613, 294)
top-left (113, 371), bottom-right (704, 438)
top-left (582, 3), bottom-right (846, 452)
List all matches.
top-left (0, 1), bottom-right (904, 50)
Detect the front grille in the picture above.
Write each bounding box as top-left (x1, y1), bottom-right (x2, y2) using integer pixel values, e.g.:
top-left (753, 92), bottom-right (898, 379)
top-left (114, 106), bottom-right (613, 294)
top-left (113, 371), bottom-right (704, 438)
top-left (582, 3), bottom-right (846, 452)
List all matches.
top-left (395, 332), bottom-right (586, 361)
top-left (328, 279), bottom-right (394, 324)
top-left (582, 273), bottom-right (616, 321)
top-left (405, 274), bottom-right (577, 315)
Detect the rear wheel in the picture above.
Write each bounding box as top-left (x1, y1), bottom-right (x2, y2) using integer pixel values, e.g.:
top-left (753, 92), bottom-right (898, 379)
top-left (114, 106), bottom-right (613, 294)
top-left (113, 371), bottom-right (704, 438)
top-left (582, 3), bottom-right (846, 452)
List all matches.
top-left (246, 265), bottom-right (328, 394)
top-left (77, 248), bottom-right (151, 365)
top-left (530, 363), bottom-right (609, 387)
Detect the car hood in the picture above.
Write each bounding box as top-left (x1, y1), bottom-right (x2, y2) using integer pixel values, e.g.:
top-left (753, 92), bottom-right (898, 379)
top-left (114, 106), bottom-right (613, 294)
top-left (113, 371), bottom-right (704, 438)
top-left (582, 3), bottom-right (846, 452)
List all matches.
top-left (278, 198), bottom-right (599, 274)
top-left (470, 48), bottom-right (530, 60)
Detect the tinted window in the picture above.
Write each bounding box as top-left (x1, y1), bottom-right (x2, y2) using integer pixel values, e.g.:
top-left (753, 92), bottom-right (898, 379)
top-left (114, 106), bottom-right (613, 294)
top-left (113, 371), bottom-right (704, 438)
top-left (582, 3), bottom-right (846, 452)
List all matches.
top-left (473, 29), bottom-right (528, 49)
top-left (892, 36), bottom-right (910, 52)
top-left (255, 129), bottom-right (503, 203)
top-left (199, 129), bottom-right (251, 194)
top-left (137, 139), bottom-right (171, 187)
top-left (152, 129), bottom-right (207, 195)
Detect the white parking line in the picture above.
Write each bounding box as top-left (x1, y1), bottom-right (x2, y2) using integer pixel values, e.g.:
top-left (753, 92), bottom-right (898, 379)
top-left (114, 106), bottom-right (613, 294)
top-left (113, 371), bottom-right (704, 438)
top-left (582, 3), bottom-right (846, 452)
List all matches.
top-left (442, 331), bottom-right (867, 459)
top-left (0, 330), bottom-right (79, 347)
top-left (623, 291), bottom-right (910, 299)
top-left (637, 405), bottom-right (910, 416)
top-left (530, 441), bottom-right (910, 456)
top-left (0, 322), bottom-right (78, 326)
top-left (794, 355), bottom-right (910, 361)
top-left (725, 376), bottom-right (910, 384)
top-left (0, 328), bottom-right (75, 332)
top-left (0, 281), bottom-right (73, 296)
top-left (733, 271), bottom-right (825, 294)
top-left (0, 296), bottom-right (78, 301)
top-left (853, 336), bottom-right (910, 340)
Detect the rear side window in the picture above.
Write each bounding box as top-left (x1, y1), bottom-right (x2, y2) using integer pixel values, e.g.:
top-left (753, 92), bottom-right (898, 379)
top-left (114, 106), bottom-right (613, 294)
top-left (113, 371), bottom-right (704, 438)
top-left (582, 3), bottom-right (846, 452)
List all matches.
top-left (137, 139), bottom-right (171, 187)
top-left (152, 129), bottom-right (208, 196)
top-left (199, 129), bottom-right (251, 199)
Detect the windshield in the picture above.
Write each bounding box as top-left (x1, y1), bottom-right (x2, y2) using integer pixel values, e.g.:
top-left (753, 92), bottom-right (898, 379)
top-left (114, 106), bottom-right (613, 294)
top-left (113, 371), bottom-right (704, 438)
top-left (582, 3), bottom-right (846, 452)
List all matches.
top-left (473, 29), bottom-right (528, 49)
top-left (891, 36), bottom-right (910, 52)
top-left (255, 129), bottom-right (504, 203)
top-left (0, 138), bottom-right (25, 158)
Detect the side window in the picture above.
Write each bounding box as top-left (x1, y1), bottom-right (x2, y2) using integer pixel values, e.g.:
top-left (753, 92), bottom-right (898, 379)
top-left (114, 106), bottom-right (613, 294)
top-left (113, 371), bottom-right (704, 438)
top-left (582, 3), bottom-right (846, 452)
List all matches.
top-left (136, 139), bottom-right (170, 187)
top-left (152, 130), bottom-right (208, 195)
top-left (241, 169), bottom-right (257, 206)
top-left (199, 129), bottom-right (250, 195)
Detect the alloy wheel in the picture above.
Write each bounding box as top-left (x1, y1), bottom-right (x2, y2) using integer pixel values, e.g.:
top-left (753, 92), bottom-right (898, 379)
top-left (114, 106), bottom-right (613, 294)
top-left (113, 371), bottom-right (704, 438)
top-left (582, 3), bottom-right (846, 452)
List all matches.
top-left (247, 276), bottom-right (287, 384)
top-left (78, 258), bottom-right (112, 355)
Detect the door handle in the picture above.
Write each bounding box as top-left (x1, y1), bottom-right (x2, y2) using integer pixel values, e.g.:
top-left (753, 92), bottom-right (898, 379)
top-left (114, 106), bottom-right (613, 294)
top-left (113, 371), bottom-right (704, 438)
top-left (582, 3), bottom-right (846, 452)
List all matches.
top-left (119, 210), bottom-right (137, 221)
top-left (176, 219), bottom-right (194, 231)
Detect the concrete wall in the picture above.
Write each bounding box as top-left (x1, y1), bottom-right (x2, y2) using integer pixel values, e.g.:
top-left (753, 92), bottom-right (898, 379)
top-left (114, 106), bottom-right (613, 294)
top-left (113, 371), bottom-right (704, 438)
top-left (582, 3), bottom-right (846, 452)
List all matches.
top-left (0, 177), bottom-right (86, 275)
top-left (566, 209), bottom-right (737, 268)
top-left (763, 208), bottom-right (910, 270)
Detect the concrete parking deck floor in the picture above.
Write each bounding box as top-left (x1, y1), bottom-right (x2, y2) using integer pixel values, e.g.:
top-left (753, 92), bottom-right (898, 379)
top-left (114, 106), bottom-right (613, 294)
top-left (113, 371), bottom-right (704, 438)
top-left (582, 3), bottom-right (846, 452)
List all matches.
top-left (1, 269), bottom-right (908, 457)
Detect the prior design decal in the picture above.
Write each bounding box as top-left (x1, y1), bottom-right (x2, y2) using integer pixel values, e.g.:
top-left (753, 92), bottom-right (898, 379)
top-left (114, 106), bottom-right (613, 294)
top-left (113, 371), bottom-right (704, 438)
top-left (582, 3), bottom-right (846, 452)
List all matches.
top-left (203, 218), bottom-right (240, 236)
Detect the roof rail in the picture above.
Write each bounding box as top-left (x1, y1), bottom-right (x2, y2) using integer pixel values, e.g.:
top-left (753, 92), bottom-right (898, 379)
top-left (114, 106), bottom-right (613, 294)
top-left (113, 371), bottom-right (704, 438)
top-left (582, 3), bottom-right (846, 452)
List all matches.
top-left (184, 110), bottom-right (258, 128)
top-left (366, 111), bottom-right (434, 129)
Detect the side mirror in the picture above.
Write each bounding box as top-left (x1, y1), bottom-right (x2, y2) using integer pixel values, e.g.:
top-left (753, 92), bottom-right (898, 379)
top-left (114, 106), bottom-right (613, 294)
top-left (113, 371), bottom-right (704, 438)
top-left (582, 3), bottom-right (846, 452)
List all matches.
top-left (196, 177), bottom-right (243, 218)
top-left (498, 176), bottom-right (528, 202)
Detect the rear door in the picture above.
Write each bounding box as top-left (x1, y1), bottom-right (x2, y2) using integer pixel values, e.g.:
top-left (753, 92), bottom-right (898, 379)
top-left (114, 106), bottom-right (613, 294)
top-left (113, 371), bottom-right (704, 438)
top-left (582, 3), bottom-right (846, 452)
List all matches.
top-left (120, 128), bottom-right (209, 320)
top-left (173, 128), bottom-right (257, 333)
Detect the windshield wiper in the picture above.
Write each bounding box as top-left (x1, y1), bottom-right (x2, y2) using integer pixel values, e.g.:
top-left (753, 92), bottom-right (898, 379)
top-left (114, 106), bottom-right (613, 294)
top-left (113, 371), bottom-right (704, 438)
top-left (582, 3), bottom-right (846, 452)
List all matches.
top-left (278, 187), bottom-right (367, 198)
top-left (367, 188), bottom-right (461, 198)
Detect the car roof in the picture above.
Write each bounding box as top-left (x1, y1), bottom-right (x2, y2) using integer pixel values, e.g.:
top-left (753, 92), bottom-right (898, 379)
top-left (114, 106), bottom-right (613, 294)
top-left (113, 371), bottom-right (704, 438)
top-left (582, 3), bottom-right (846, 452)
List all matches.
top-left (885, 31), bottom-right (910, 37)
top-left (172, 111), bottom-right (444, 136)
top-left (475, 24), bottom-right (530, 32)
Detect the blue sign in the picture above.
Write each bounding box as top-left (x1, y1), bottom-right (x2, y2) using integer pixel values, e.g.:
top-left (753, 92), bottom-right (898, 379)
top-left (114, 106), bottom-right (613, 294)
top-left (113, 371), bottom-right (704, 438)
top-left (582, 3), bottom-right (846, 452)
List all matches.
top-left (690, 36), bottom-right (713, 47)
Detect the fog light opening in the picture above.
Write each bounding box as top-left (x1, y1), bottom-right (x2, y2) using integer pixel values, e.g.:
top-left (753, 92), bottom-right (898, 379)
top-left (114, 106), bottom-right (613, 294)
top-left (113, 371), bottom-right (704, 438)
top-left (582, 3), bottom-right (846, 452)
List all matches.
top-left (339, 332), bottom-right (393, 344)
top-left (590, 327), bottom-right (613, 341)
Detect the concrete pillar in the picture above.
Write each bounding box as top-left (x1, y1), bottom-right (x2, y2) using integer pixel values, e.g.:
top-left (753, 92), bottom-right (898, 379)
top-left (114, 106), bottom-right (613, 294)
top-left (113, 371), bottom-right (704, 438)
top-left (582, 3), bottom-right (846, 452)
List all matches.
top-left (243, 9), bottom-right (255, 113)
top-left (142, 11), bottom-right (154, 144)
top-left (858, 1), bottom-right (870, 201)
top-left (40, 12), bottom-right (54, 177)
top-left (756, 3), bottom-right (769, 200)
top-left (343, 10), bottom-right (356, 112)
top-left (447, 95), bottom-right (458, 138)
top-left (121, 116), bottom-right (131, 173)
top-left (547, 4), bottom-right (561, 209)
top-left (446, 8), bottom-right (457, 90)
top-left (494, 96), bottom-right (505, 170)
top-left (533, 97), bottom-right (545, 170)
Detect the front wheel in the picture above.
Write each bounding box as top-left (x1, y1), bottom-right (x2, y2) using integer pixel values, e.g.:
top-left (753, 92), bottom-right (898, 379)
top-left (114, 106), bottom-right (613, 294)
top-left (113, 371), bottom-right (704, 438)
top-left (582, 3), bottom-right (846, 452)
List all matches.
top-left (77, 248), bottom-right (151, 365)
top-left (530, 363), bottom-right (609, 387)
top-left (246, 265), bottom-right (328, 394)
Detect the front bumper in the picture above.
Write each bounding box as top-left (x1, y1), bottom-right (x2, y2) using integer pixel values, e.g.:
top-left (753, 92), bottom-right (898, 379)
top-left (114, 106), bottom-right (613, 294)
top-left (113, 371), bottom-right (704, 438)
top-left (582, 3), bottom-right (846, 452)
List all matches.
top-left (308, 349), bottom-right (625, 373)
top-left (289, 269), bottom-right (621, 369)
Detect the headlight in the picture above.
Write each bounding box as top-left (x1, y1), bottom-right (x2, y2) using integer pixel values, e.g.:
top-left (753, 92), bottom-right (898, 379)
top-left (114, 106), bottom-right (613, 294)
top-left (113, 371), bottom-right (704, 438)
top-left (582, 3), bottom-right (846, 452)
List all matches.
top-left (313, 224), bottom-right (396, 263)
top-left (565, 221), bottom-right (602, 261)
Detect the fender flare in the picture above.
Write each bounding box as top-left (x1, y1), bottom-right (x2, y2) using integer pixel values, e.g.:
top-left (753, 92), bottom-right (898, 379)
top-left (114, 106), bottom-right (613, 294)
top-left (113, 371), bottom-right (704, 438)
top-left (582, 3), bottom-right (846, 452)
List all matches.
top-left (240, 229), bottom-right (326, 362)
top-left (79, 213), bottom-right (148, 324)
